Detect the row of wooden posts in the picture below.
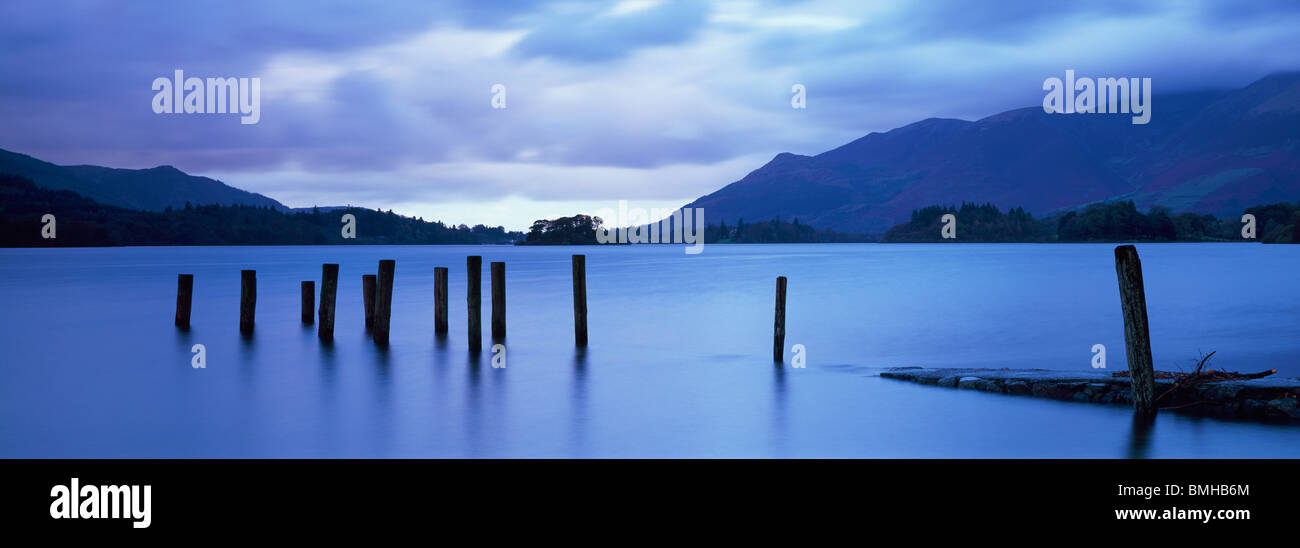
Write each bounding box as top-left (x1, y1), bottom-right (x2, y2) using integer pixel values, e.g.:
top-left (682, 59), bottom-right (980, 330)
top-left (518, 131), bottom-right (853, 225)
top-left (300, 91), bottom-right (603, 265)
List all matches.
top-left (172, 245), bottom-right (1157, 415)
top-left (175, 255), bottom-right (592, 350)
top-left (173, 251), bottom-right (764, 359)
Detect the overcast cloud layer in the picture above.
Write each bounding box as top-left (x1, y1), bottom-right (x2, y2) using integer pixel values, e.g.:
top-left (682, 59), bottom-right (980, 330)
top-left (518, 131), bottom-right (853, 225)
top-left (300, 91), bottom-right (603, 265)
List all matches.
top-left (2, 0), bottom-right (1298, 229)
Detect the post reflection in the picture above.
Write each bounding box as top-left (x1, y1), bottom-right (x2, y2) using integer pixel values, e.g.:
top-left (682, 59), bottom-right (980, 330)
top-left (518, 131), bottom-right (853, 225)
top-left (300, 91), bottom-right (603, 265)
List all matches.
top-left (1127, 411), bottom-right (1157, 459)
top-left (772, 363), bottom-right (788, 457)
top-left (571, 347), bottom-right (589, 457)
top-left (465, 349), bottom-right (483, 456)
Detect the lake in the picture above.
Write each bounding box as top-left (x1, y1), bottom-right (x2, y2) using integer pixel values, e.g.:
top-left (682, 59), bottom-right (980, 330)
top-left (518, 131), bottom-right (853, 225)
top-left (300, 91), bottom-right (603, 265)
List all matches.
top-left (2, 243), bottom-right (1298, 457)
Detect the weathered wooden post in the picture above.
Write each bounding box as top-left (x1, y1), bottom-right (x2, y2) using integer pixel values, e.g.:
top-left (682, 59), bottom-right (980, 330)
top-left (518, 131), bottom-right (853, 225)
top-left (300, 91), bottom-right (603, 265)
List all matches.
top-left (318, 263), bottom-right (339, 341)
top-left (467, 256), bottom-right (482, 351)
top-left (373, 260), bottom-right (395, 345)
top-left (1114, 245), bottom-right (1156, 414)
top-left (300, 281), bottom-right (315, 324)
top-left (434, 267), bottom-right (448, 335)
top-left (239, 270), bottom-right (256, 334)
top-left (774, 276), bottom-right (787, 362)
top-left (362, 274), bottom-right (377, 330)
top-left (572, 254), bottom-right (587, 347)
top-left (175, 274), bottom-right (194, 328)
top-left (491, 261), bottom-right (506, 339)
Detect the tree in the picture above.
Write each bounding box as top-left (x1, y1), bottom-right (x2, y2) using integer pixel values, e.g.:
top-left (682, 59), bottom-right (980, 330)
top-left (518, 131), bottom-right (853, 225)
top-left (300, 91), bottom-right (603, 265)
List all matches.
top-left (521, 214), bottom-right (602, 245)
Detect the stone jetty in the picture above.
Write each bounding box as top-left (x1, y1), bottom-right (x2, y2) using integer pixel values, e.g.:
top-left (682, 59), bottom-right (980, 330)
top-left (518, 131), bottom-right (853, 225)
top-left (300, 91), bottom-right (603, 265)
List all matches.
top-left (880, 367), bottom-right (1300, 423)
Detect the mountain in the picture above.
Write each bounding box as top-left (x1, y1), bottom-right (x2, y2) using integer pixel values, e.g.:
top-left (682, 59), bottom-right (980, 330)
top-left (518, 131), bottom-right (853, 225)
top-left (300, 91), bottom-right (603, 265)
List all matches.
top-left (0, 148), bottom-right (285, 211)
top-left (685, 72), bottom-right (1300, 233)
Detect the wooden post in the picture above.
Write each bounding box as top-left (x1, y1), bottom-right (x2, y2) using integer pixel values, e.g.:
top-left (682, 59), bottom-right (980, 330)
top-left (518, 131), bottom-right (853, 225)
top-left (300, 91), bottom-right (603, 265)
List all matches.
top-left (491, 261), bottom-right (506, 339)
top-left (774, 276), bottom-right (787, 362)
top-left (300, 281), bottom-right (315, 324)
top-left (467, 256), bottom-right (482, 351)
top-left (318, 263), bottom-right (339, 341)
top-left (362, 274), bottom-right (377, 330)
top-left (1114, 245), bottom-right (1156, 414)
top-left (572, 254), bottom-right (587, 347)
top-left (175, 274), bottom-right (194, 328)
top-left (239, 270), bottom-right (256, 334)
top-left (434, 267), bottom-right (448, 334)
top-left (373, 260), bottom-right (395, 345)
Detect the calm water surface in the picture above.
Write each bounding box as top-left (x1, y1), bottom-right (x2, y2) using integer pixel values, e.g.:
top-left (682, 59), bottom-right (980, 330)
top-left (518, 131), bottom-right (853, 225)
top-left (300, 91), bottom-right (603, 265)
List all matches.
top-left (1, 243), bottom-right (1298, 457)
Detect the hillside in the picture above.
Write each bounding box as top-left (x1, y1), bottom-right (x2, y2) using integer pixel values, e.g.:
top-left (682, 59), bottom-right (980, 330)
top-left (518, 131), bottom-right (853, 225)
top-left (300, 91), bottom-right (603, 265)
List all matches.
top-left (0, 148), bottom-right (286, 211)
top-left (685, 73), bottom-right (1300, 233)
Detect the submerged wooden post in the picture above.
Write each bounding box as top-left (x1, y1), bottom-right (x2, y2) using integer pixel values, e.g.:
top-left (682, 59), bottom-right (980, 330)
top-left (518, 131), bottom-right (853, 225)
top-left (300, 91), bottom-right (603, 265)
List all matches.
top-left (467, 256), bottom-right (482, 351)
top-left (362, 274), bottom-right (377, 330)
top-left (1114, 245), bottom-right (1156, 414)
top-left (434, 267), bottom-right (448, 335)
top-left (175, 274), bottom-right (194, 328)
top-left (572, 254), bottom-right (587, 347)
top-left (373, 260), bottom-right (395, 345)
top-left (318, 263), bottom-right (339, 341)
top-left (300, 281), bottom-right (315, 324)
top-left (239, 270), bottom-right (256, 333)
top-left (774, 276), bottom-right (787, 362)
top-left (491, 261), bottom-right (506, 339)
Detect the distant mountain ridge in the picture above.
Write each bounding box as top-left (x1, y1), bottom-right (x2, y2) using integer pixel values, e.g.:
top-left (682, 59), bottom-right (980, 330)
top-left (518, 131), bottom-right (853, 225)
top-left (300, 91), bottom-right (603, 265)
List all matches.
top-left (0, 148), bottom-right (286, 211)
top-left (685, 72), bottom-right (1300, 233)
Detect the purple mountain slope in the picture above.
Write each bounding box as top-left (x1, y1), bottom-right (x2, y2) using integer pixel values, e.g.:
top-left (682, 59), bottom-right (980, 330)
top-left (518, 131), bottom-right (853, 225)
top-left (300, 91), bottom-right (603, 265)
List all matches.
top-left (0, 148), bottom-right (286, 212)
top-left (685, 72), bottom-right (1300, 233)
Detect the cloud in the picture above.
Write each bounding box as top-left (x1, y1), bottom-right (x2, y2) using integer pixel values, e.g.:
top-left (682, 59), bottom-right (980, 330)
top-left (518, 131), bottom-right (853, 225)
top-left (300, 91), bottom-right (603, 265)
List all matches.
top-left (1, 0), bottom-right (1299, 229)
top-left (207, 153), bottom-right (769, 230)
top-left (510, 0), bottom-right (711, 62)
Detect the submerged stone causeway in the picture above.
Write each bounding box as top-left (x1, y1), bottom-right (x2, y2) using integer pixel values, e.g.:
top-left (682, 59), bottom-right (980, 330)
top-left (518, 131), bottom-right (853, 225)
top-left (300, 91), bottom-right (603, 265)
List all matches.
top-left (880, 367), bottom-right (1300, 423)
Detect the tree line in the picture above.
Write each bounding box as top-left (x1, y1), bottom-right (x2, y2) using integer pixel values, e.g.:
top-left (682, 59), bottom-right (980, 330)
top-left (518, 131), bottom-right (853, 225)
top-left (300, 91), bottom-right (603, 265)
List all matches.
top-left (881, 200), bottom-right (1300, 243)
top-left (0, 174), bottom-right (523, 246)
top-left (518, 213), bottom-right (875, 245)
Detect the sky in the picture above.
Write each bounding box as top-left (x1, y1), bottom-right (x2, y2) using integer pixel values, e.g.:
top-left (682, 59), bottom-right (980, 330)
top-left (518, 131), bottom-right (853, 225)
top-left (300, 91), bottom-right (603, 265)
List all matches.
top-left (2, 0), bottom-right (1299, 230)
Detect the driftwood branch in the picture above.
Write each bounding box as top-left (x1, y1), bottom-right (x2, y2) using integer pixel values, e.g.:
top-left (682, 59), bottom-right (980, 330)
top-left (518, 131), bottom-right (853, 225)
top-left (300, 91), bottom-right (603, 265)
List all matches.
top-left (1109, 350), bottom-right (1276, 406)
top-left (1193, 350), bottom-right (1215, 377)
